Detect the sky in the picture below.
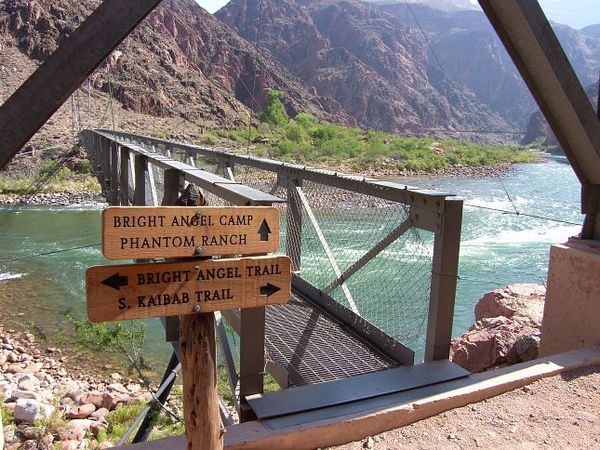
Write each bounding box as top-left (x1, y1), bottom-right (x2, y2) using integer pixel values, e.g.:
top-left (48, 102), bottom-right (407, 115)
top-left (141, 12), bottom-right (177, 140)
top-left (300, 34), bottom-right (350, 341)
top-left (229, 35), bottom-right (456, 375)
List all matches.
top-left (196, 0), bottom-right (600, 30)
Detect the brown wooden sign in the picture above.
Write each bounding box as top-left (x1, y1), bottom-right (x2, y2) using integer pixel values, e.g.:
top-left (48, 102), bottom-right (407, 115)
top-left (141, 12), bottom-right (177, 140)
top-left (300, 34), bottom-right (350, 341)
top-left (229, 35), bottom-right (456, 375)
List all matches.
top-left (86, 255), bottom-right (291, 322)
top-left (102, 206), bottom-right (280, 260)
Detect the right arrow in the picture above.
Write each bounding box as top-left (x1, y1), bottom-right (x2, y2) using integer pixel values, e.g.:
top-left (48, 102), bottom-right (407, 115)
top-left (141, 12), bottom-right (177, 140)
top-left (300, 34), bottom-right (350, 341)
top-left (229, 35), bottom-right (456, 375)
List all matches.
top-left (101, 273), bottom-right (129, 291)
top-left (258, 219), bottom-right (272, 241)
top-left (260, 283), bottom-right (280, 297)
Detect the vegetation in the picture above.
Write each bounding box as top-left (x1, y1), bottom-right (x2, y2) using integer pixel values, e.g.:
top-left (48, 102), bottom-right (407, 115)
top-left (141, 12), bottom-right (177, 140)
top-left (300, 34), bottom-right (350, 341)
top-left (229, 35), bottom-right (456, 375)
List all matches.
top-left (0, 157), bottom-right (100, 195)
top-left (66, 312), bottom-right (151, 380)
top-left (213, 90), bottom-right (536, 172)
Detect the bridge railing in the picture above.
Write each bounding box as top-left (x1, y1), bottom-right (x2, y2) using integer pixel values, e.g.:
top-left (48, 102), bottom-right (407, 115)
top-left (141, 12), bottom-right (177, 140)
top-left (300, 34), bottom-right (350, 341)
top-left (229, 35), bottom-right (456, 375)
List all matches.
top-left (87, 129), bottom-right (463, 363)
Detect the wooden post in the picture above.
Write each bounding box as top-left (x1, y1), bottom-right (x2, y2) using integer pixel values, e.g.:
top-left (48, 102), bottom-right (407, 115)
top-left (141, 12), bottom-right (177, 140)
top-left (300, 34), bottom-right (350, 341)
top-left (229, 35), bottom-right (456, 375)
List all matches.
top-left (180, 314), bottom-right (223, 449)
top-left (163, 172), bottom-right (223, 449)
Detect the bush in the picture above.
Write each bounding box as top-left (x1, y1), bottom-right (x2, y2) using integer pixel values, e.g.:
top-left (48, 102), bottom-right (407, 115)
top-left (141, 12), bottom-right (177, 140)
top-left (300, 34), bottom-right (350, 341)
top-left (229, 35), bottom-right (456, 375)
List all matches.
top-left (75, 158), bottom-right (94, 174)
top-left (39, 161), bottom-right (72, 180)
top-left (259, 90), bottom-right (289, 126)
top-left (294, 113), bottom-right (319, 129)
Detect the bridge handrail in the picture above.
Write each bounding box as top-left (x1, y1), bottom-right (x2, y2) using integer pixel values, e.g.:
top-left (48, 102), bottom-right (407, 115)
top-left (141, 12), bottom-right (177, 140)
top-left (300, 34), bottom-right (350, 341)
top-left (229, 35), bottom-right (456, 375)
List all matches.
top-left (81, 128), bottom-right (463, 421)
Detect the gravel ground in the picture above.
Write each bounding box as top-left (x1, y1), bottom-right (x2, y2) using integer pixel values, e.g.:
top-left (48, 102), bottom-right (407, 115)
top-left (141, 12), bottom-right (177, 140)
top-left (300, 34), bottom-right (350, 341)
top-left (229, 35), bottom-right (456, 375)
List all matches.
top-left (330, 364), bottom-right (600, 450)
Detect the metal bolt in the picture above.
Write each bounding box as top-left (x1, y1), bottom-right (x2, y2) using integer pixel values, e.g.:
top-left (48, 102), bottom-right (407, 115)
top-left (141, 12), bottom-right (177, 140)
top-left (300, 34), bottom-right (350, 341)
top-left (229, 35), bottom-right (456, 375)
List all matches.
top-left (194, 210), bottom-right (203, 219)
top-left (194, 265), bottom-right (200, 272)
top-left (193, 305), bottom-right (201, 313)
top-left (194, 247), bottom-right (203, 255)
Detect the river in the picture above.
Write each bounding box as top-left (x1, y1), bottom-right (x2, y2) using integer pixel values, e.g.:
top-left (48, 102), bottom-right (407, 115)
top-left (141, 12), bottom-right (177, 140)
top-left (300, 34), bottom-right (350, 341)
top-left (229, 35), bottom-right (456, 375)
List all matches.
top-left (0, 157), bottom-right (583, 370)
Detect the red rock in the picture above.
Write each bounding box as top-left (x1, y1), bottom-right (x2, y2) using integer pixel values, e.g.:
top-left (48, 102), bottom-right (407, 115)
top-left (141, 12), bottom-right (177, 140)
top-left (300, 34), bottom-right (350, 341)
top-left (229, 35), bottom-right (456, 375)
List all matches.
top-left (5, 363), bottom-right (24, 374)
top-left (451, 284), bottom-right (545, 373)
top-left (475, 284), bottom-right (545, 324)
top-left (78, 392), bottom-right (104, 408)
top-left (90, 407), bottom-right (109, 420)
top-left (59, 419), bottom-right (93, 441)
top-left (66, 403), bottom-right (96, 419)
top-left (101, 392), bottom-right (124, 411)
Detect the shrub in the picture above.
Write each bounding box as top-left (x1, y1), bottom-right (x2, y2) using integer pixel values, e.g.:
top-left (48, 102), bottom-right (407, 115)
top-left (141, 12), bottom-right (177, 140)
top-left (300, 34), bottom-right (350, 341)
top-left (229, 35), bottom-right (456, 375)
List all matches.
top-left (259, 90), bottom-right (289, 126)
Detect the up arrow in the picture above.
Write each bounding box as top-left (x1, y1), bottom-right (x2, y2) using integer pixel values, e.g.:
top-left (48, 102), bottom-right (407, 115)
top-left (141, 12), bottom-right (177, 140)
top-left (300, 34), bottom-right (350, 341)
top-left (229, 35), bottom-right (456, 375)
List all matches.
top-left (258, 219), bottom-right (272, 241)
top-left (260, 283), bottom-right (280, 297)
top-left (101, 273), bottom-right (129, 291)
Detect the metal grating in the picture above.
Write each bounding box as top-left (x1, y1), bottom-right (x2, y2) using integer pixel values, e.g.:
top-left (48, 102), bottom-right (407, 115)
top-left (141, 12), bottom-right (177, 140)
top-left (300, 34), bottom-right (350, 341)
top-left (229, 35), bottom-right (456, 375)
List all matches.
top-left (265, 291), bottom-right (397, 387)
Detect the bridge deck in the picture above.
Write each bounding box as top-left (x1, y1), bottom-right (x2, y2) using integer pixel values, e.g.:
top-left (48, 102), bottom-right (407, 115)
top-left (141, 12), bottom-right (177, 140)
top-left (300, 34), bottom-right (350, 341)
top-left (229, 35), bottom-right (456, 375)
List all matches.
top-left (265, 289), bottom-right (398, 387)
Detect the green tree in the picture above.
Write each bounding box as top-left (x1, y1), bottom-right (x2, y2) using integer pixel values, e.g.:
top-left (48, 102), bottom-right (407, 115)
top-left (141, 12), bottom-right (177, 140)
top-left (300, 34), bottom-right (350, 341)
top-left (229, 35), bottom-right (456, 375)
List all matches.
top-left (259, 90), bottom-right (289, 126)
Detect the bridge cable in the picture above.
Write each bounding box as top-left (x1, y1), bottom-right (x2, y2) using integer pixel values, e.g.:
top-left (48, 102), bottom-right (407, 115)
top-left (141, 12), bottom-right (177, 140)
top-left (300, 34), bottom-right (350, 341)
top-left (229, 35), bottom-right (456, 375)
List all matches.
top-left (463, 202), bottom-right (581, 226)
top-left (0, 243), bottom-right (102, 264)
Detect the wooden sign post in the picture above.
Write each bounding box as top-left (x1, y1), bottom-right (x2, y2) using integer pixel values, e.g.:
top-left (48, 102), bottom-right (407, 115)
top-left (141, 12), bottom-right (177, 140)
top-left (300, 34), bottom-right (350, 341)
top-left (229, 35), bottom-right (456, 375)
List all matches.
top-left (86, 201), bottom-right (291, 450)
top-left (102, 206), bottom-right (280, 259)
top-left (86, 256), bottom-right (291, 321)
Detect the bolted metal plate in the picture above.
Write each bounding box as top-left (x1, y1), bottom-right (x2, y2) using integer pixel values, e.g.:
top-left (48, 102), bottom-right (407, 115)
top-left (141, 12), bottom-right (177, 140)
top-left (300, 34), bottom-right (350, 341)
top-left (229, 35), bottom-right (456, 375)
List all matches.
top-left (246, 360), bottom-right (470, 420)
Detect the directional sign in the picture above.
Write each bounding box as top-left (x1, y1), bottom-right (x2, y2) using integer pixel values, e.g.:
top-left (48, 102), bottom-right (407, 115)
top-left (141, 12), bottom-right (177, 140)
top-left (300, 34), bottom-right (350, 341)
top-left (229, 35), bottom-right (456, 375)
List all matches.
top-left (102, 206), bottom-right (280, 260)
top-left (86, 255), bottom-right (292, 322)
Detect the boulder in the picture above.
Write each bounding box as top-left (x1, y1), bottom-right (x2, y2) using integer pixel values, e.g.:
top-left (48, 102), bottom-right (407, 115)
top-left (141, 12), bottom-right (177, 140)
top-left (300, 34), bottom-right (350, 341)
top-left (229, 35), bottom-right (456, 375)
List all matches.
top-left (451, 284), bottom-right (545, 373)
top-left (78, 392), bottom-right (104, 409)
top-left (59, 419), bottom-right (93, 441)
top-left (101, 392), bottom-right (125, 410)
top-left (10, 389), bottom-right (42, 402)
top-left (66, 403), bottom-right (96, 419)
top-left (475, 284), bottom-right (544, 324)
top-left (90, 407), bottom-right (109, 420)
top-left (13, 399), bottom-right (54, 422)
top-left (5, 364), bottom-right (24, 374)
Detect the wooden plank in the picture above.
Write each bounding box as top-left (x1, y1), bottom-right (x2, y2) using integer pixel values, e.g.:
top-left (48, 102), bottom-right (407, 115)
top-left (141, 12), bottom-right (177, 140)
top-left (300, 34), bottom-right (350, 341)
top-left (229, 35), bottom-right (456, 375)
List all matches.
top-left (102, 206), bottom-right (280, 259)
top-left (86, 255), bottom-right (291, 322)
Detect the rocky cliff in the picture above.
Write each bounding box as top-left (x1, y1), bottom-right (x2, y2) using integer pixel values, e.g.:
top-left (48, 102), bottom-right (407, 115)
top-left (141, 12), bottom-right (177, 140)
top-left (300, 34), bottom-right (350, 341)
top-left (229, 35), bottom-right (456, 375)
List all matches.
top-left (378, 3), bottom-right (600, 133)
top-left (218, 0), bottom-right (510, 138)
top-left (0, 0), bottom-right (348, 131)
top-left (1, 0), bottom-right (599, 146)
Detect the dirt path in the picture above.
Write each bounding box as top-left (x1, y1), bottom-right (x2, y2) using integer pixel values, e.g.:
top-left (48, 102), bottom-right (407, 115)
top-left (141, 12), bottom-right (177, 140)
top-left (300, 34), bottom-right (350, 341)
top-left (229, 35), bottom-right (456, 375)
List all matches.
top-left (330, 365), bottom-right (600, 450)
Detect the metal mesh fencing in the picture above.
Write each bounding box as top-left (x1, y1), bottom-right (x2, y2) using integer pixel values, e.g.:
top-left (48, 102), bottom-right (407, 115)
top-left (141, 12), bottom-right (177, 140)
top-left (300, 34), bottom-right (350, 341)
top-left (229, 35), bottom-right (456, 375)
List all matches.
top-left (192, 157), bottom-right (435, 354)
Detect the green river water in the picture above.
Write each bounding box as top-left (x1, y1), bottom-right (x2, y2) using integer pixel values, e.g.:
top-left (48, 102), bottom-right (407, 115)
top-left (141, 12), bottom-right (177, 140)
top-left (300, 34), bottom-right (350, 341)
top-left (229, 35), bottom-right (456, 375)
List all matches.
top-left (0, 157), bottom-right (582, 371)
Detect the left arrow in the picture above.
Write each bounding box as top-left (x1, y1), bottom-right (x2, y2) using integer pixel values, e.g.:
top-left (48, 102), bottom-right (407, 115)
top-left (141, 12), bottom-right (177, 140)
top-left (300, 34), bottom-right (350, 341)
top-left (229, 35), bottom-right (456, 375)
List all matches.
top-left (101, 273), bottom-right (129, 291)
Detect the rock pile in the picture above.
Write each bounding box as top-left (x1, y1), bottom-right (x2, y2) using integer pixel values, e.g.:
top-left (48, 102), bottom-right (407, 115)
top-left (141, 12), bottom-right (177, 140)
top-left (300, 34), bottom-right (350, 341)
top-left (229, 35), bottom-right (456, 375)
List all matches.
top-left (0, 328), bottom-right (150, 449)
top-left (450, 284), bottom-right (545, 373)
top-left (0, 192), bottom-right (104, 206)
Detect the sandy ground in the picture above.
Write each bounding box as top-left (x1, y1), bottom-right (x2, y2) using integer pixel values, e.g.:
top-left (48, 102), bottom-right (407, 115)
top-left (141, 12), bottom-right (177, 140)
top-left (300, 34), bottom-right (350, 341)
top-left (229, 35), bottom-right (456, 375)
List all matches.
top-left (330, 365), bottom-right (600, 450)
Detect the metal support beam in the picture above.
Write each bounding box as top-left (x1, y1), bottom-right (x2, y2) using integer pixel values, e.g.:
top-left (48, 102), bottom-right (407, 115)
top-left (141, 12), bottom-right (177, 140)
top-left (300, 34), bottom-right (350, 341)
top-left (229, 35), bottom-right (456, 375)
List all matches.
top-left (286, 179), bottom-right (303, 272)
top-left (215, 311), bottom-right (240, 410)
top-left (239, 306), bottom-right (265, 422)
top-left (119, 147), bottom-right (129, 206)
top-left (133, 155), bottom-right (149, 206)
top-left (0, 0), bottom-right (163, 168)
top-left (479, 0), bottom-right (600, 239)
top-left (324, 217), bottom-right (413, 294)
top-left (425, 199), bottom-right (463, 361)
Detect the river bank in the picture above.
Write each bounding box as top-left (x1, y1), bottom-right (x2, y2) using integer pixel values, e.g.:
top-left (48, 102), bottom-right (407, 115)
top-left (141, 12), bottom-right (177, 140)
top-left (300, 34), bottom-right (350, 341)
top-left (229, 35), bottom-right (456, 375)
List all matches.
top-left (0, 159), bottom-right (526, 207)
top-left (0, 323), bottom-right (179, 449)
top-left (0, 192), bottom-right (105, 206)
